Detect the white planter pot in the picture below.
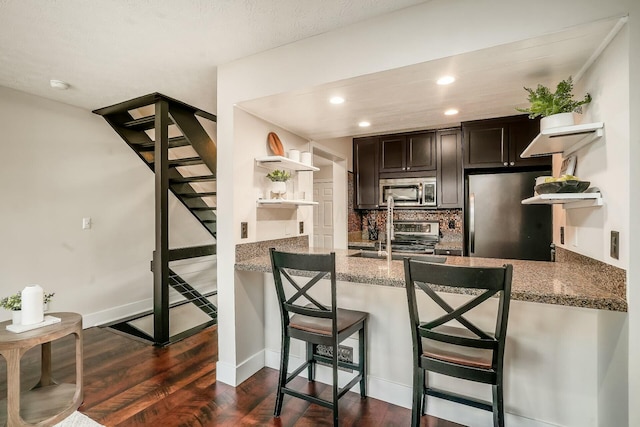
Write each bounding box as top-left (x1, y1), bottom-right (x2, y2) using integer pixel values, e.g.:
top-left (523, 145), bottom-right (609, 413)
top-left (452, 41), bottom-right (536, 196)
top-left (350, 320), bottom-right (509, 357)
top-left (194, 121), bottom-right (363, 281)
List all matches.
top-left (12, 310), bottom-right (21, 325)
top-left (270, 181), bottom-right (287, 199)
top-left (540, 112), bottom-right (575, 131)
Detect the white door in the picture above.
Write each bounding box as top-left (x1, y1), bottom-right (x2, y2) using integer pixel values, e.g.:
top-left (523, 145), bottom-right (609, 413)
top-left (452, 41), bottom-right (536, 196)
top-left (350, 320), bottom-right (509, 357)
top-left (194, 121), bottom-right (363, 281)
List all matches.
top-left (313, 180), bottom-right (334, 249)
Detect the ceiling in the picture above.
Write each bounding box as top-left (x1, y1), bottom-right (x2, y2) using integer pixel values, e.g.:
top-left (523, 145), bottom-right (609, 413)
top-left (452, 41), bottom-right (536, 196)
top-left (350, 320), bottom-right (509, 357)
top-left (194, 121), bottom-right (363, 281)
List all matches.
top-left (0, 2), bottom-right (623, 142)
top-left (238, 17), bottom-right (624, 140)
top-left (0, 0), bottom-right (428, 113)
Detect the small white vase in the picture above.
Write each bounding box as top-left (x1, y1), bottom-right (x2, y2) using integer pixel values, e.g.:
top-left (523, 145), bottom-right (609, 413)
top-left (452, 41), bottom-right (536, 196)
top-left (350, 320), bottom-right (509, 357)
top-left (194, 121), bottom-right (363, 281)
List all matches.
top-left (12, 310), bottom-right (21, 325)
top-left (270, 181), bottom-right (287, 199)
top-left (540, 112), bottom-right (575, 131)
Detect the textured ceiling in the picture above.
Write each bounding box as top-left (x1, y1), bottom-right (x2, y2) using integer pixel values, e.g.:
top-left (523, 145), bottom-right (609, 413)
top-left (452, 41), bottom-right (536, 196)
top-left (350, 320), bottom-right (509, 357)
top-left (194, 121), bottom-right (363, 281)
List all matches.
top-left (0, 0), bottom-right (427, 113)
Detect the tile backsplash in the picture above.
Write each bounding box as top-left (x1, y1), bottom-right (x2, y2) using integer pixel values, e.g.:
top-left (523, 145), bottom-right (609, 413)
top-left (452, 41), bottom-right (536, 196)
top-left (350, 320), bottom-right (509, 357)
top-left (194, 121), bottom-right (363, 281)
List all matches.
top-left (358, 209), bottom-right (463, 242)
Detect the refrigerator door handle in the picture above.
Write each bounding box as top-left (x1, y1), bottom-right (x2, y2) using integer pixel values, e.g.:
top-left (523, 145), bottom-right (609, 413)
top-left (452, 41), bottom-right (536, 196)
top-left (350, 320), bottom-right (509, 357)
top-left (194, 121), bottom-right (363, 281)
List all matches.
top-left (469, 193), bottom-right (475, 254)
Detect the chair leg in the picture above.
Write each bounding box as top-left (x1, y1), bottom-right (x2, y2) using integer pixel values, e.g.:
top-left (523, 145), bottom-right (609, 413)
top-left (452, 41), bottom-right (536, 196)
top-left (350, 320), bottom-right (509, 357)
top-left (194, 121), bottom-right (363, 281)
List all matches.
top-left (307, 342), bottom-right (315, 381)
top-left (359, 322), bottom-right (367, 398)
top-left (274, 335), bottom-right (290, 417)
top-left (411, 366), bottom-right (424, 427)
top-left (332, 339), bottom-right (339, 427)
top-left (492, 383), bottom-right (505, 427)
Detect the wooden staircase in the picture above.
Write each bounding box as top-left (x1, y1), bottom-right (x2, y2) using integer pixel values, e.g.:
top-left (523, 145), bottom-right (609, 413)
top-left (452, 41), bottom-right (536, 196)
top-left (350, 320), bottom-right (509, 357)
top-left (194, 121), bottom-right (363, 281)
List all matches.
top-left (94, 93), bottom-right (218, 346)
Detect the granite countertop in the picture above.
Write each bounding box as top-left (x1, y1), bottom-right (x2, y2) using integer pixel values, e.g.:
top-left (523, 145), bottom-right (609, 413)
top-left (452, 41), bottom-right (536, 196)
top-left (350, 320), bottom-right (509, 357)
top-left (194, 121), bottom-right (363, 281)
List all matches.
top-left (235, 248), bottom-right (627, 312)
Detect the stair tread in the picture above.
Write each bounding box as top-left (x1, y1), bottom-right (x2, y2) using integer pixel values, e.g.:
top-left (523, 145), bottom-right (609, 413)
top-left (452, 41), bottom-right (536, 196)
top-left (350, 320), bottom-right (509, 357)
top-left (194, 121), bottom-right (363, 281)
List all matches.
top-left (190, 206), bottom-right (216, 211)
top-left (136, 136), bottom-right (190, 151)
top-left (170, 175), bottom-right (216, 183)
top-left (149, 157), bottom-right (204, 167)
top-left (177, 191), bottom-right (217, 198)
top-left (123, 115), bottom-right (175, 130)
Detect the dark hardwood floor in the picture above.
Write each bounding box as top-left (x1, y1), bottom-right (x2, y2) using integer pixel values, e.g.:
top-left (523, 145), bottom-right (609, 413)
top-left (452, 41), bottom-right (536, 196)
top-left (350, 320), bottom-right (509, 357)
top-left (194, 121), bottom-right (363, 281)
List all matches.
top-left (0, 326), bottom-right (464, 426)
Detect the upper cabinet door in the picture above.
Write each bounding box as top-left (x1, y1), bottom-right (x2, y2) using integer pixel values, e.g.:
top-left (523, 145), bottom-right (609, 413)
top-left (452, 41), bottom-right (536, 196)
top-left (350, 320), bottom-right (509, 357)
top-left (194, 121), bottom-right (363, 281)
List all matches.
top-left (379, 136), bottom-right (406, 172)
top-left (436, 129), bottom-right (463, 208)
top-left (509, 116), bottom-right (551, 167)
top-left (407, 132), bottom-right (436, 172)
top-left (353, 136), bottom-right (379, 209)
top-left (463, 123), bottom-right (508, 168)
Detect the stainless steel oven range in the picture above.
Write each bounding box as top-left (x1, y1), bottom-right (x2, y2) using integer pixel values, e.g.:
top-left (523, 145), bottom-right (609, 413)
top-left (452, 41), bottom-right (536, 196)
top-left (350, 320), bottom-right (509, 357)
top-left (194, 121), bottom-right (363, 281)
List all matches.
top-left (383, 220), bottom-right (439, 254)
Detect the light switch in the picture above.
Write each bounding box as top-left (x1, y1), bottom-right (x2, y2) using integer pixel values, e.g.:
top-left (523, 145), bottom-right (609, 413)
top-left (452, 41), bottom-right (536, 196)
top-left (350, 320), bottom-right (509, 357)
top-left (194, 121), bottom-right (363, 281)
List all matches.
top-left (82, 217), bottom-right (92, 230)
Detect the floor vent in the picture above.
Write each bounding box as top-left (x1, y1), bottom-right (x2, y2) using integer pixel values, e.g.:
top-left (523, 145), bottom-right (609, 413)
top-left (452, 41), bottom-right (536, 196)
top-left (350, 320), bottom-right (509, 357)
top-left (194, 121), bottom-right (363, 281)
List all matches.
top-left (315, 344), bottom-right (353, 372)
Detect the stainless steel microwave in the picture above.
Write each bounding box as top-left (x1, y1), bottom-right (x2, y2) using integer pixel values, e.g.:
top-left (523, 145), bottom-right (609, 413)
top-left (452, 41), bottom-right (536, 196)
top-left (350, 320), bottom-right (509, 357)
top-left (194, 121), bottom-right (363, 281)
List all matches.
top-left (379, 177), bottom-right (437, 207)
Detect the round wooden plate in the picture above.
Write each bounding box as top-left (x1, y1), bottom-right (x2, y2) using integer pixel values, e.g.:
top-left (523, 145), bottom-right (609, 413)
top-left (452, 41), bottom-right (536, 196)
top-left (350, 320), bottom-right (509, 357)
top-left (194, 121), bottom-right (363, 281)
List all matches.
top-left (267, 132), bottom-right (284, 156)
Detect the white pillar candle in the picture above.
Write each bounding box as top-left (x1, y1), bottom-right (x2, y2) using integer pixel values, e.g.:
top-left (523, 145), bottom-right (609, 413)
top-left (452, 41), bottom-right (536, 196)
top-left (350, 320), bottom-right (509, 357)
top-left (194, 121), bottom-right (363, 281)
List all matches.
top-left (300, 151), bottom-right (312, 165)
top-left (21, 285), bottom-right (44, 325)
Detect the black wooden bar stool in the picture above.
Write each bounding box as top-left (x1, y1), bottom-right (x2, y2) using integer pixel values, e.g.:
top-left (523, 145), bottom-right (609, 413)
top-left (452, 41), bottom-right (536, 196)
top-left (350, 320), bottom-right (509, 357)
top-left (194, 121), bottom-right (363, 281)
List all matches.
top-left (269, 248), bottom-right (368, 426)
top-left (404, 258), bottom-right (513, 427)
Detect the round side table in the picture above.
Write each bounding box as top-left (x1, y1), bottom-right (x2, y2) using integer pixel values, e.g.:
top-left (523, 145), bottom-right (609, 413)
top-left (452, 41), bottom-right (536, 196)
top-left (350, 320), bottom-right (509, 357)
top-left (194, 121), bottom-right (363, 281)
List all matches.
top-left (0, 312), bottom-right (83, 426)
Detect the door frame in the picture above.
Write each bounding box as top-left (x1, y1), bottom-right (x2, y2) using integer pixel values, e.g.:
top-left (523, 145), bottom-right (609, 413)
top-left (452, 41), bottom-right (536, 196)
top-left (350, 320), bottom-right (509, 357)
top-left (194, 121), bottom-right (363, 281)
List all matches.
top-left (310, 142), bottom-right (348, 250)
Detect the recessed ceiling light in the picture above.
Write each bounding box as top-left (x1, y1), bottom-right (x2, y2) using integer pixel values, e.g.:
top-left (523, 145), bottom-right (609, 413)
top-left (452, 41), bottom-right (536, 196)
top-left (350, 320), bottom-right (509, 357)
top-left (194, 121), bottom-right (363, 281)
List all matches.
top-left (330, 96), bottom-right (345, 104)
top-left (50, 79), bottom-right (70, 90)
top-left (444, 109), bottom-right (459, 116)
top-left (437, 75), bottom-right (455, 85)
top-left (358, 121), bottom-right (371, 127)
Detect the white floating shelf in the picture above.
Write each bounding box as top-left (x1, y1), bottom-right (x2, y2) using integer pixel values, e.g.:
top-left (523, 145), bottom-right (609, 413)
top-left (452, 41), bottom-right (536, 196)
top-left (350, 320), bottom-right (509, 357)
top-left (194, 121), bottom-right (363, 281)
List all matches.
top-left (522, 192), bottom-right (603, 209)
top-left (257, 199), bottom-right (319, 208)
top-left (520, 122), bottom-right (604, 158)
top-left (255, 156), bottom-right (319, 172)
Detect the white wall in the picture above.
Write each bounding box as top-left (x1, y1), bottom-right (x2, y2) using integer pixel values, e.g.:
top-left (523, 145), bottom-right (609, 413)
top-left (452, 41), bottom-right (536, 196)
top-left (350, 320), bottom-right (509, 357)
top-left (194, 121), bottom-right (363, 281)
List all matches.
top-left (0, 86), bottom-right (214, 326)
top-left (314, 136), bottom-right (353, 171)
top-left (216, 5), bottom-right (638, 424)
top-left (627, 1), bottom-right (640, 425)
top-left (552, 25), bottom-right (629, 269)
top-left (233, 108), bottom-right (314, 243)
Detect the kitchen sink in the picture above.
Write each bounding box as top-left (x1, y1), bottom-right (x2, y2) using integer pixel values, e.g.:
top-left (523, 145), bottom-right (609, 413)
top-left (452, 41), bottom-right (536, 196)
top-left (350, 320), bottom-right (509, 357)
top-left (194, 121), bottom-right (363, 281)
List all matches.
top-left (349, 251), bottom-right (447, 263)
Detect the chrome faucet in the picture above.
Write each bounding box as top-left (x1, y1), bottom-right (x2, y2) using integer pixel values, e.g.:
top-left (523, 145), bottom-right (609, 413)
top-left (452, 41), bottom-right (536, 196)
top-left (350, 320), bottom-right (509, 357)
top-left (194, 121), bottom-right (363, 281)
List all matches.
top-left (386, 195), bottom-right (394, 265)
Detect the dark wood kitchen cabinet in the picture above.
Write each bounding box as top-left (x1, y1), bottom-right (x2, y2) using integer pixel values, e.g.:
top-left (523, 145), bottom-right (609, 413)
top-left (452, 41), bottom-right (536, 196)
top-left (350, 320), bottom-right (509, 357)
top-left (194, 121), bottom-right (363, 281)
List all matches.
top-left (379, 132), bottom-right (436, 174)
top-left (353, 136), bottom-right (379, 209)
top-left (463, 115), bottom-right (551, 169)
top-left (436, 128), bottom-right (463, 208)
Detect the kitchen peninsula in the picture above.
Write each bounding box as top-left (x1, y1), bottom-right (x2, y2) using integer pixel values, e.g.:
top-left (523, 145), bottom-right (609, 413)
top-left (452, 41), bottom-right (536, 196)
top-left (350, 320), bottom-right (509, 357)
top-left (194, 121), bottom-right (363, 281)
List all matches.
top-left (236, 243), bottom-right (626, 312)
top-left (234, 237), bottom-right (627, 427)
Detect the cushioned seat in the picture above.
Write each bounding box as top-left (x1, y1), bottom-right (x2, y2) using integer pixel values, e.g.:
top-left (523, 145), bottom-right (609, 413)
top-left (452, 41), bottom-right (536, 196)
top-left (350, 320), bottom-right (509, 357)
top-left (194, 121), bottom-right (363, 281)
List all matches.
top-left (270, 249), bottom-right (368, 427)
top-left (404, 259), bottom-right (513, 427)
top-left (290, 308), bottom-right (369, 336)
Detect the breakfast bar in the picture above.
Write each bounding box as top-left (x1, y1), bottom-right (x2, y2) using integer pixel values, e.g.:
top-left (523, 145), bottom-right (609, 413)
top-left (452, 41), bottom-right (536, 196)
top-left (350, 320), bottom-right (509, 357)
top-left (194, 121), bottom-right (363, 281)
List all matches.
top-left (234, 243), bottom-right (627, 427)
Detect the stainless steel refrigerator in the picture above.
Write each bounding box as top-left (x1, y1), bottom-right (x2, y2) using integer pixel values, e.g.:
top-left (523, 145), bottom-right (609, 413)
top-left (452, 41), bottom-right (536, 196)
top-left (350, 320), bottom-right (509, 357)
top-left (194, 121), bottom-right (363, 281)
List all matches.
top-left (465, 170), bottom-right (552, 261)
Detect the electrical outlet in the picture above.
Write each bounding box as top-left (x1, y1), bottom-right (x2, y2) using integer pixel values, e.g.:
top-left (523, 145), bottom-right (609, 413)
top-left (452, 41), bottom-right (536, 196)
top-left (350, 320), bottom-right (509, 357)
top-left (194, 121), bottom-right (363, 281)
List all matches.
top-left (611, 231), bottom-right (619, 259)
top-left (299, 221), bottom-right (304, 234)
top-left (241, 222), bottom-right (248, 239)
top-left (560, 226), bottom-right (565, 244)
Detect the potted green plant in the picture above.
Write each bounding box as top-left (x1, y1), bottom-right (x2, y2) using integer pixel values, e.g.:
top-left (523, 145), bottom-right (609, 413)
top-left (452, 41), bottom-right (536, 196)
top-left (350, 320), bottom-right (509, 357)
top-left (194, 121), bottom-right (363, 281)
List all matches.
top-left (516, 76), bottom-right (592, 130)
top-left (266, 169), bottom-right (291, 199)
top-left (1, 291), bottom-right (55, 324)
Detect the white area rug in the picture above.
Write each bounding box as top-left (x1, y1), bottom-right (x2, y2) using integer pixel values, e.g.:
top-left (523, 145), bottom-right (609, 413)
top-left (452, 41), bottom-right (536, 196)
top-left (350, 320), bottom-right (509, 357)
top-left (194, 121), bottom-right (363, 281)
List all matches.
top-left (53, 411), bottom-right (104, 427)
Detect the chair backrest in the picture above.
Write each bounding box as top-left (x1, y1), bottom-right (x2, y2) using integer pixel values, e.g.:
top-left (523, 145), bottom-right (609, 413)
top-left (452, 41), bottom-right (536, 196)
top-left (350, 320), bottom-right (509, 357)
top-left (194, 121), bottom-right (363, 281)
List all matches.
top-left (269, 248), bottom-right (338, 335)
top-left (403, 259), bottom-right (513, 369)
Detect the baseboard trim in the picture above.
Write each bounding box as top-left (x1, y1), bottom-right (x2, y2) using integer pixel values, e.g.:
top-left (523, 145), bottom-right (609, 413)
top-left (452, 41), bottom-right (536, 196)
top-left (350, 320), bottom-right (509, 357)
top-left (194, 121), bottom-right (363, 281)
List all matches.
top-left (216, 350), bottom-right (265, 386)
top-left (81, 287), bottom-right (217, 328)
